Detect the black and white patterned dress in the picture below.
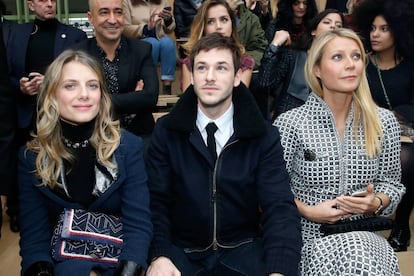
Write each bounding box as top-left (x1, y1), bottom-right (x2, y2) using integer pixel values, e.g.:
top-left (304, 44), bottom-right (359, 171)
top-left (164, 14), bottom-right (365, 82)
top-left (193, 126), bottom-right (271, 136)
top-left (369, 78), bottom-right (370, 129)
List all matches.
top-left (274, 92), bottom-right (405, 275)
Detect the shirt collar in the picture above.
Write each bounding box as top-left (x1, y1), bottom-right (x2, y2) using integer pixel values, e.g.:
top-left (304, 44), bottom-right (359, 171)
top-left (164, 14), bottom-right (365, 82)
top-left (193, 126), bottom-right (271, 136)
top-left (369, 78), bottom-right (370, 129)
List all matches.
top-left (196, 103), bottom-right (234, 133)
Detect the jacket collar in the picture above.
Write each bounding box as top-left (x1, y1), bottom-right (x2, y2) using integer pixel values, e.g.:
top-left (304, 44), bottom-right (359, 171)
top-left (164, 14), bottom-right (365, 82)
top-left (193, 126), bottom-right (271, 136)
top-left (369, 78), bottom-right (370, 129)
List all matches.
top-left (163, 83), bottom-right (267, 138)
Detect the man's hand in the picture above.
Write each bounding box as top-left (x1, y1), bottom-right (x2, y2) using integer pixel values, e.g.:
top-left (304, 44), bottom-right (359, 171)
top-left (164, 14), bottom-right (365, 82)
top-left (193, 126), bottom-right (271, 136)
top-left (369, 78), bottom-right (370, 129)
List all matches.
top-left (135, 79), bottom-right (144, 91)
top-left (19, 72), bottom-right (44, 96)
top-left (146, 257), bottom-right (181, 276)
top-left (1, 195), bottom-right (6, 211)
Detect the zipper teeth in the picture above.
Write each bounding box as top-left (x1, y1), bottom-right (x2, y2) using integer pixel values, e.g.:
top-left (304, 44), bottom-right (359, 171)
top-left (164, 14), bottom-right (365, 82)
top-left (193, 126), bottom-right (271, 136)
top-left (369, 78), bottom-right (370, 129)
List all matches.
top-left (212, 139), bottom-right (238, 250)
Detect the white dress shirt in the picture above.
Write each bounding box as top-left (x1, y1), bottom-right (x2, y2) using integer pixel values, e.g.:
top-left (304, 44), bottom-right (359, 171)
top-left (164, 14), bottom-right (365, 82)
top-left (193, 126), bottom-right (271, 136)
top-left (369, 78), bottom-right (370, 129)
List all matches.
top-left (196, 104), bottom-right (234, 157)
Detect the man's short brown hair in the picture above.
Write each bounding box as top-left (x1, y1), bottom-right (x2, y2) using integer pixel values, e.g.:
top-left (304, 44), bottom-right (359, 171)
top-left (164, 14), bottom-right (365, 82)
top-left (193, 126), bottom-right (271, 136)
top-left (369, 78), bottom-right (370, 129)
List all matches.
top-left (189, 33), bottom-right (241, 75)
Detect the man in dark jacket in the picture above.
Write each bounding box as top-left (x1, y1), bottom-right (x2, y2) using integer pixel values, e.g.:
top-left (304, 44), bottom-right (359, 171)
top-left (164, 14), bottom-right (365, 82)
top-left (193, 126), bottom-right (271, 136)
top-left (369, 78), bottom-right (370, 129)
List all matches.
top-left (73, 0), bottom-right (159, 148)
top-left (6, 0), bottom-right (87, 233)
top-left (146, 33), bottom-right (302, 276)
top-left (0, 0), bottom-right (15, 238)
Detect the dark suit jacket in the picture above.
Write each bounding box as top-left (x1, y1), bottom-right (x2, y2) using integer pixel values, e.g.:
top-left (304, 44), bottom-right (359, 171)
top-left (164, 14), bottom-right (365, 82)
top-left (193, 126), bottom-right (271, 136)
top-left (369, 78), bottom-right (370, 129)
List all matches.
top-left (1, 18), bottom-right (15, 48)
top-left (0, 22), bottom-right (15, 234)
top-left (73, 36), bottom-right (159, 136)
top-left (7, 20), bottom-right (87, 128)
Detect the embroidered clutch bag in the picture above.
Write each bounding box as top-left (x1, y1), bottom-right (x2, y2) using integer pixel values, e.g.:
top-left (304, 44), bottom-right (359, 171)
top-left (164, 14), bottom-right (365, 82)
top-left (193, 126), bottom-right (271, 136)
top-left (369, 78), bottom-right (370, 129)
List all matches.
top-left (51, 208), bottom-right (123, 264)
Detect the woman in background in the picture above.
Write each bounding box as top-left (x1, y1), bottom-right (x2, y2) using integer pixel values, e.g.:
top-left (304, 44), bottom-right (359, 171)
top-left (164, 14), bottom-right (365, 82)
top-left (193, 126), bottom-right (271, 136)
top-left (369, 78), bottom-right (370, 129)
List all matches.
top-left (245, 0), bottom-right (278, 30)
top-left (181, 0), bottom-right (255, 91)
top-left (265, 0), bottom-right (318, 46)
top-left (353, 0), bottom-right (414, 252)
top-left (274, 28), bottom-right (404, 274)
top-left (19, 50), bottom-right (152, 275)
top-left (123, 0), bottom-right (176, 95)
top-left (258, 9), bottom-right (345, 120)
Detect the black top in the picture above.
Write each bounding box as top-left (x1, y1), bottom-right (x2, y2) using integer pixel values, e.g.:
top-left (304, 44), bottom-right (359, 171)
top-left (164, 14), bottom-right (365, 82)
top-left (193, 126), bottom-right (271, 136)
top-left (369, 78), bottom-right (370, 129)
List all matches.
top-left (366, 59), bottom-right (414, 123)
top-left (25, 18), bottom-right (57, 74)
top-left (60, 119), bottom-right (97, 207)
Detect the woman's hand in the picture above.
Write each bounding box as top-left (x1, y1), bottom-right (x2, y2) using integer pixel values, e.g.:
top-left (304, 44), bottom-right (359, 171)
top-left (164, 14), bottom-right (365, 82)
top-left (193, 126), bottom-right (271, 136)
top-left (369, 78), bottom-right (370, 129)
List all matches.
top-left (271, 30), bottom-right (291, 47)
top-left (158, 7), bottom-right (172, 21)
top-left (148, 9), bottom-right (162, 30)
top-left (146, 257), bottom-right (181, 276)
top-left (295, 198), bottom-right (352, 224)
top-left (336, 184), bottom-right (387, 215)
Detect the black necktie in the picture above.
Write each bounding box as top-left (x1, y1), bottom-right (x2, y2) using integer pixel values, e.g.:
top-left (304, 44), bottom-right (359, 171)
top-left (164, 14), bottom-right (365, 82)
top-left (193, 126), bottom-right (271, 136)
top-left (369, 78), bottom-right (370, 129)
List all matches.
top-left (206, 122), bottom-right (218, 160)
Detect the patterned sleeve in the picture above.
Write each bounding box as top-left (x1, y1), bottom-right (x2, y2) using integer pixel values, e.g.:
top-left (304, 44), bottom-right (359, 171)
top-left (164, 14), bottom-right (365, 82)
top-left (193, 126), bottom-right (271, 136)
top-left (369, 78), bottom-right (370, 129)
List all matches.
top-left (257, 46), bottom-right (293, 97)
top-left (273, 111), bottom-right (300, 175)
top-left (374, 108), bottom-right (405, 216)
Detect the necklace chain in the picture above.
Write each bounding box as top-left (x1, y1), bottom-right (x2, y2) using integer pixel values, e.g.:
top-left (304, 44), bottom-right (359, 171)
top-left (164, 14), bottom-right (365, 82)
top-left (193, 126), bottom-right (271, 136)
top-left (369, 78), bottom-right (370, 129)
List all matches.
top-left (63, 137), bottom-right (90, 149)
top-left (374, 54), bottom-right (393, 110)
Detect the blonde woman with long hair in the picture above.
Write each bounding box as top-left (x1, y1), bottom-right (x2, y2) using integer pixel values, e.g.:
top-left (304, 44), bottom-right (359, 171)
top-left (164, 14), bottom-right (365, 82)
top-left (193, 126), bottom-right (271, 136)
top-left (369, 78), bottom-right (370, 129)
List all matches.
top-left (274, 28), bottom-right (404, 274)
top-left (19, 49), bottom-right (152, 276)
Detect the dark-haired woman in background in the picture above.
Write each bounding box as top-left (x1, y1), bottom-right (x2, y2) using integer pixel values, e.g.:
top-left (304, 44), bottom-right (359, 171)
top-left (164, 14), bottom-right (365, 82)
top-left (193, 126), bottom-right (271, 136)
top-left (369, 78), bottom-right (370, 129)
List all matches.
top-left (265, 0), bottom-right (318, 46)
top-left (353, 0), bottom-right (414, 252)
top-left (258, 9), bottom-right (345, 120)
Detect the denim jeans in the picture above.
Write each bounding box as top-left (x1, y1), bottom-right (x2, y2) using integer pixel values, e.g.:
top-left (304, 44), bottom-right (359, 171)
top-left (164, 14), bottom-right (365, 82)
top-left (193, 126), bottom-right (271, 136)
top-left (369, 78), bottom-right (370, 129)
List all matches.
top-left (168, 239), bottom-right (266, 276)
top-left (142, 36), bottom-right (176, 81)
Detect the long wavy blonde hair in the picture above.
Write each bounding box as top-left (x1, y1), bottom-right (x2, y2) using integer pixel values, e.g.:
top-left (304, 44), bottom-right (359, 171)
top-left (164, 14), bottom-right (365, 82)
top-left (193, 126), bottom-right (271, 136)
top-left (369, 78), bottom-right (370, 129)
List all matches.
top-left (305, 28), bottom-right (383, 158)
top-left (26, 49), bottom-right (121, 189)
top-left (182, 0), bottom-right (245, 55)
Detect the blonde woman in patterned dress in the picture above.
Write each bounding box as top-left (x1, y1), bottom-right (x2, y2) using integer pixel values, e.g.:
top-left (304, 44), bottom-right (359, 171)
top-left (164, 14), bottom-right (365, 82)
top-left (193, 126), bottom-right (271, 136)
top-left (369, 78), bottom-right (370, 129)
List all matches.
top-left (274, 28), bottom-right (405, 275)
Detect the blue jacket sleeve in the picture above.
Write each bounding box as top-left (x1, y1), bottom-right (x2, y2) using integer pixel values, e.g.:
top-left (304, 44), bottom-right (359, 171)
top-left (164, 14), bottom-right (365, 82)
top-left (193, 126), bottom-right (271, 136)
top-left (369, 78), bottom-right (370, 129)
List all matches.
top-left (18, 148), bottom-right (54, 274)
top-left (117, 132), bottom-right (153, 268)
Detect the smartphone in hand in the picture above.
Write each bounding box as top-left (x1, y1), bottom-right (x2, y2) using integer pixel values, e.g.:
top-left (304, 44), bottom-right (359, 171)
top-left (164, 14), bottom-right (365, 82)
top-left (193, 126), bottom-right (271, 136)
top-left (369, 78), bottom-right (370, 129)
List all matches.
top-left (351, 190), bottom-right (368, 197)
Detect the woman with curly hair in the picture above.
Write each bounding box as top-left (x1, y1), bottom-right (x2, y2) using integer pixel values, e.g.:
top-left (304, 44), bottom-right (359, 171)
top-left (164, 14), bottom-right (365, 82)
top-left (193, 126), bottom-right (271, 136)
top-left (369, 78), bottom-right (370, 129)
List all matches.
top-left (265, 0), bottom-right (318, 47)
top-left (353, 0), bottom-right (414, 252)
top-left (19, 49), bottom-right (152, 275)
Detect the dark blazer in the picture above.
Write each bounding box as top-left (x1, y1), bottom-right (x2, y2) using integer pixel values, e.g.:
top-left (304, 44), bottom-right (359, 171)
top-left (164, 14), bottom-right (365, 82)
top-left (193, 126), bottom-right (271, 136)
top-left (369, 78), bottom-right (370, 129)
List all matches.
top-left (146, 83), bottom-right (302, 275)
top-left (0, 22), bottom-right (15, 234)
top-left (73, 36), bottom-right (159, 136)
top-left (18, 131), bottom-right (153, 274)
top-left (7, 21), bottom-right (87, 128)
top-left (1, 18), bottom-right (15, 48)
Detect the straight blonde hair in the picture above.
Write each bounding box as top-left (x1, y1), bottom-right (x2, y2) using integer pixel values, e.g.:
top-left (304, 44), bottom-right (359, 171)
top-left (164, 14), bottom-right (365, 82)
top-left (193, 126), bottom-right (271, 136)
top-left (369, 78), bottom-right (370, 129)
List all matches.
top-left (305, 28), bottom-right (383, 158)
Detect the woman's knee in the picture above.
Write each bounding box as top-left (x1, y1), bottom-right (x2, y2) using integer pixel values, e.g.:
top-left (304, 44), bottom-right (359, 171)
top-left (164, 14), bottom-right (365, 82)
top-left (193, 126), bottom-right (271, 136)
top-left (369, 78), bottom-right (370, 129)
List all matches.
top-left (159, 36), bottom-right (176, 51)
